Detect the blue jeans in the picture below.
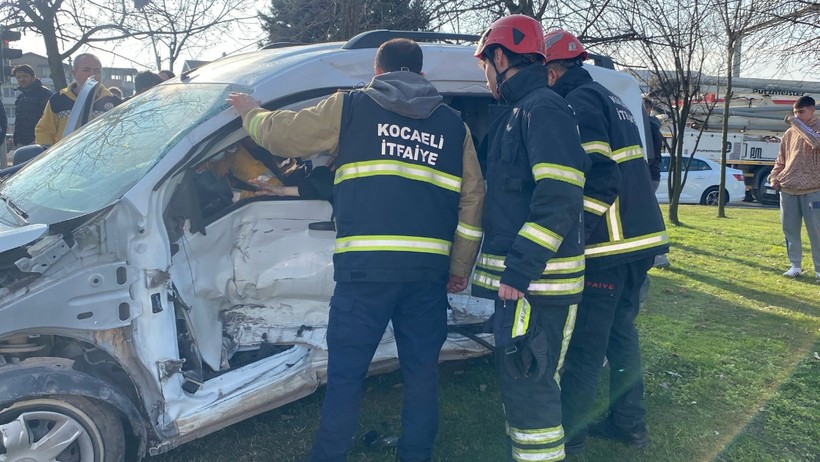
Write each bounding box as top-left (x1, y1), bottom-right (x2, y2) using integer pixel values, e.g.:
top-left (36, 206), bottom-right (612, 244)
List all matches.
top-left (309, 281), bottom-right (448, 462)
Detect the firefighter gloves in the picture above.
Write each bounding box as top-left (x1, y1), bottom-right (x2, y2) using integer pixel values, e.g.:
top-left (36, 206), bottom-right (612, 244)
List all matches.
top-left (494, 298), bottom-right (549, 381)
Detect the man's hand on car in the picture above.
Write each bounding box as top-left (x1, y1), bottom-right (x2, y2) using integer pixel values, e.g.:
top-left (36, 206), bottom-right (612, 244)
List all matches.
top-left (227, 92), bottom-right (261, 115)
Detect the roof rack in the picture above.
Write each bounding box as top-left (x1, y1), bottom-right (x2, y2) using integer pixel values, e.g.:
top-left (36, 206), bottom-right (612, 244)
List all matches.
top-left (587, 53), bottom-right (614, 70)
top-left (261, 42), bottom-right (307, 50)
top-left (343, 30), bottom-right (480, 50)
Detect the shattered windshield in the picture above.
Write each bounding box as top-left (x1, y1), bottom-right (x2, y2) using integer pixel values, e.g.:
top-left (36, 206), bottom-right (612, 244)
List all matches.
top-left (0, 83), bottom-right (231, 225)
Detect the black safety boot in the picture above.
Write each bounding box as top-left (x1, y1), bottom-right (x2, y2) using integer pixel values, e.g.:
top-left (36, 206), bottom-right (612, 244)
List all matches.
top-left (588, 418), bottom-right (648, 449)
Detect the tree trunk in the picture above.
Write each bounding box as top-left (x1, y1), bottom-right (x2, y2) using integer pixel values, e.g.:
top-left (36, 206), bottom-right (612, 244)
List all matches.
top-left (43, 31), bottom-right (68, 91)
top-left (340, 0), bottom-right (362, 40)
top-left (717, 41), bottom-right (733, 218)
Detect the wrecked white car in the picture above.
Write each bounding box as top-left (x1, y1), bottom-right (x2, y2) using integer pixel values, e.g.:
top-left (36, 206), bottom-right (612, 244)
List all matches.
top-left (0, 31), bottom-right (646, 461)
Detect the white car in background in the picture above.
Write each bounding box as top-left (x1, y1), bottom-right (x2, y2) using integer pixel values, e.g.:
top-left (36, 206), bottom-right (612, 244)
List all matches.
top-left (656, 154), bottom-right (747, 205)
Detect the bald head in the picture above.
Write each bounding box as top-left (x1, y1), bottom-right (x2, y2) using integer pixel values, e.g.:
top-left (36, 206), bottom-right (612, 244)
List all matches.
top-left (72, 53), bottom-right (103, 89)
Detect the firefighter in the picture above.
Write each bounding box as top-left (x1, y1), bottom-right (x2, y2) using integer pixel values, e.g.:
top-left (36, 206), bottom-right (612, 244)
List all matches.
top-left (227, 38), bottom-right (484, 462)
top-left (472, 15), bottom-right (589, 462)
top-left (543, 29), bottom-right (669, 454)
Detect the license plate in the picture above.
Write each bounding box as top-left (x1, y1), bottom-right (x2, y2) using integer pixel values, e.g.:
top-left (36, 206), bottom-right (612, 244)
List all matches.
top-left (765, 189), bottom-right (777, 195)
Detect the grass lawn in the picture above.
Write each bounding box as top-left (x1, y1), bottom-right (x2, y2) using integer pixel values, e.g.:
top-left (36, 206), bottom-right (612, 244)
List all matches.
top-left (150, 205), bottom-right (819, 462)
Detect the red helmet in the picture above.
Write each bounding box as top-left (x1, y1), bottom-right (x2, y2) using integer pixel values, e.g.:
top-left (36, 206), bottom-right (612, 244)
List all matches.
top-left (474, 14), bottom-right (547, 60)
top-left (544, 29), bottom-right (588, 63)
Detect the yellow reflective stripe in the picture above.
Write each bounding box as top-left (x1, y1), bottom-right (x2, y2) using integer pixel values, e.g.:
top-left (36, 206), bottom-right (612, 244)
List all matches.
top-left (555, 304), bottom-right (577, 384)
top-left (477, 253), bottom-right (584, 275)
top-left (611, 145), bottom-right (644, 163)
top-left (247, 113), bottom-right (264, 141)
top-left (472, 271), bottom-right (584, 296)
top-left (509, 425), bottom-right (564, 445)
top-left (542, 256), bottom-right (585, 274)
top-left (335, 235), bottom-right (451, 256)
top-left (527, 276), bottom-right (584, 295)
top-left (456, 222), bottom-right (483, 241)
top-left (334, 160), bottom-right (462, 192)
top-left (606, 196), bottom-right (623, 241)
top-left (512, 444), bottom-right (565, 462)
top-left (477, 253), bottom-right (506, 271)
top-left (532, 163), bottom-right (585, 188)
top-left (519, 222), bottom-right (562, 252)
top-left (472, 270), bottom-right (500, 291)
top-left (582, 141), bottom-right (611, 158)
top-left (585, 231), bottom-right (669, 257)
top-left (512, 297), bottom-right (531, 338)
top-left (583, 196), bottom-right (610, 215)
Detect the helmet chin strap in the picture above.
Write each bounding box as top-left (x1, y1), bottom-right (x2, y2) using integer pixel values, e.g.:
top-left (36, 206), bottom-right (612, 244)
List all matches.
top-left (490, 60), bottom-right (513, 95)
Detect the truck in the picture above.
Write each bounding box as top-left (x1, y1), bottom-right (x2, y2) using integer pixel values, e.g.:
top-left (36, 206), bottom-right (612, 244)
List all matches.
top-left (678, 76), bottom-right (820, 204)
top-left (678, 130), bottom-right (781, 204)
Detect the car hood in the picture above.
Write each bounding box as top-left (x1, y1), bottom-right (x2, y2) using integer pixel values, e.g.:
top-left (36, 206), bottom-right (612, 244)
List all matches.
top-left (0, 223), bottom-right (48, 253)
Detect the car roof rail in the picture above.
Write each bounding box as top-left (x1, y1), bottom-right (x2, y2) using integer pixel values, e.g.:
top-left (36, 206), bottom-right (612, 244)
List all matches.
top-left (261, 41), bottom-right (307, 50)
top-left (343, 30), bottom-right (480, 50)
top-left (587, 53), bottom-right (615, 70)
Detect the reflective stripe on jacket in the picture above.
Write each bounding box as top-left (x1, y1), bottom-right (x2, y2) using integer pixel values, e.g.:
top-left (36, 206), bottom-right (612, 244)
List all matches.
top-left (242, 74), bottom-right (484, 282)
top-left (551, 66), bottom-right (668, 269)
top-left (332, 91), bottom-right (467, 282)
top-left (472, 64), bottom-right (588, 305)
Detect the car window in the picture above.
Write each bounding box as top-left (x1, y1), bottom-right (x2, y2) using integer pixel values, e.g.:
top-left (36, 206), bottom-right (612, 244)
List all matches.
top-left (0, 83), bottom-right (233, 225)
top-left (689, 159), bottom-right (711, 171)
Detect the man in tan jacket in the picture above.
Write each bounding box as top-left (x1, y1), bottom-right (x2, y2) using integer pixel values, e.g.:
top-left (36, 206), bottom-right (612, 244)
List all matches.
top-left (228, 39), bottom-right (484, 462)
top-left (769, 96), bottom-right (820, 282)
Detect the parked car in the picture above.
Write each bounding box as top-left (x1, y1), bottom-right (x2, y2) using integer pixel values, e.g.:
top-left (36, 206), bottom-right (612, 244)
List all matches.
top-left (0, 30), bottom-right (646, 461)
top-left (656, 154), bottom-right (747, 205)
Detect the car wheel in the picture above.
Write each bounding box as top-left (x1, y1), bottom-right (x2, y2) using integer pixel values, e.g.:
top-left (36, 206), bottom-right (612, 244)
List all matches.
top-left (0, 396), bottom-right (125, 462)
top-left (700, 186), bottom-right (726, 206)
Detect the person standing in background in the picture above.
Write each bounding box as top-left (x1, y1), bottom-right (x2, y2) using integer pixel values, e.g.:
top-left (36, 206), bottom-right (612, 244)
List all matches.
top-left (644, 99), bottom-right (670, 269)
top-left (11, 64), bottom-right (52, 148)
top-left (35, 53), bottom-right (120, 146)
top-left (769, 96), bottom-right (820, 283)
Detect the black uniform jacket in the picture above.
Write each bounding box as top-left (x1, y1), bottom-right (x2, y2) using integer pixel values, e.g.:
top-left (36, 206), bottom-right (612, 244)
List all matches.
top-left (551, 66), bottom-right (668, 270)
top-left (473, 64), bottom-right (589, 305)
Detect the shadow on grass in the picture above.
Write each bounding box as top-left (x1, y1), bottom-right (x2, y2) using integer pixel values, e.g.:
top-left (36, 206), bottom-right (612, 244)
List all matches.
top-left (670, 242), bottom-right (783, 274)
top-left (149, 278), bottom-right (816, 462)
top-left (711, 339), bottom-right (820, 462)
top-left (669, 266), bottom-right (819, 319)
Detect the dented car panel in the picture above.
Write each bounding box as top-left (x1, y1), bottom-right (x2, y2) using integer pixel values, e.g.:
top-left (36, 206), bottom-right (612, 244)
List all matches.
top-left (0, 34), bottom-right (646, 461)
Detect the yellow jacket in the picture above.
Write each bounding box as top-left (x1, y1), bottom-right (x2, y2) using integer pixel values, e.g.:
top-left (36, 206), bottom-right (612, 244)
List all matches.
top-left (34, 83), bottom-right (116, 145)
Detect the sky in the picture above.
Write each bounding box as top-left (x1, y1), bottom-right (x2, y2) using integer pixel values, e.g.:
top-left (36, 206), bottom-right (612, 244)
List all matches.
top-left (18, 1), bottom-right (270, 75)
top-left (14, 2), bottom-right (815, 83)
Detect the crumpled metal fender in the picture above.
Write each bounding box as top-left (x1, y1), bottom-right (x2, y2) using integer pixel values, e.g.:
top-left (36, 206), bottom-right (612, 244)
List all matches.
top-left (0, 357), bottom-right (148, 460)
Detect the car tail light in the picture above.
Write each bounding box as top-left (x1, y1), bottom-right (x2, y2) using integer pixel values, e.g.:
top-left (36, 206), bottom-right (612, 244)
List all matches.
top-left (732, 174), bottom-right (744, 181)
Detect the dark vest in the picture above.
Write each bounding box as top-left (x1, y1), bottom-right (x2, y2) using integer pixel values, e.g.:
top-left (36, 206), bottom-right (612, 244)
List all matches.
top-left (332, 91), bottom-right (466, 283)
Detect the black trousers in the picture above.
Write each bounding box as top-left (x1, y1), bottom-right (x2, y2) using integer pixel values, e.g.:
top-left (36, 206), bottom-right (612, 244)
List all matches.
top-left (560, 257), bottom-right (653, 446)
top-left (495, 301), bottom-right (577, 462)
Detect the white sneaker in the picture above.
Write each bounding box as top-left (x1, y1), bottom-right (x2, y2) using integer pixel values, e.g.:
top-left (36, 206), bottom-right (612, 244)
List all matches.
top-left (782, 267), bottom-right (802, 278)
